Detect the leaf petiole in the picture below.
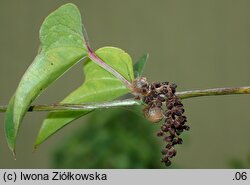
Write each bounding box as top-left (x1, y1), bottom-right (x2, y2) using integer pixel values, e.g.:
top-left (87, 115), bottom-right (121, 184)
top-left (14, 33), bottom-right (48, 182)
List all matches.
top-left (82, 25), bottom-right (133, 90)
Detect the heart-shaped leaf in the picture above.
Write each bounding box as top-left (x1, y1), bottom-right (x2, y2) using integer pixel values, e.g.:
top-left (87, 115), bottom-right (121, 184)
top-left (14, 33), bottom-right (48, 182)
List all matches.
top-left (133, 53), bottom-right (149, 78)
top-left (35, 47), bottom-right (134, 148)
top-left (5, 3), bottom-right (87, 153)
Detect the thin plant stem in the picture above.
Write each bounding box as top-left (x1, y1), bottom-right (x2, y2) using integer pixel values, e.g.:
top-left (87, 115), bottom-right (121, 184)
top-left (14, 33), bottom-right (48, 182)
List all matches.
top-left (0, 99), bottom-right (140, 112)
top-left (177, 86), bottom-right (250, 99)
top-left (0, 86), bottom-right (249, 112)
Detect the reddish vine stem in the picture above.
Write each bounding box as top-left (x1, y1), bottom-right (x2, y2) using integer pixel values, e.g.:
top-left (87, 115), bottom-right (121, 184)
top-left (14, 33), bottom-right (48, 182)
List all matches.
top-left (0, 86), bottom-right (249, 112)
top-left (82, 25), bottom-right (132, 89)
top-left (87, 46), bottom-right (132, 89)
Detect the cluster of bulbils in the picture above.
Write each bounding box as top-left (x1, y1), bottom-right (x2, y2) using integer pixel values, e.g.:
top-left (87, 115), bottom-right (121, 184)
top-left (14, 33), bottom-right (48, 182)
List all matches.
top-left (132, 77), bottom-right (189, 166)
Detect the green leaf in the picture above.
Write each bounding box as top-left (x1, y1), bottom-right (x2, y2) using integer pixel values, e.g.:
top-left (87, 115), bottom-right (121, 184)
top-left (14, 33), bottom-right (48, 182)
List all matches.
top-left (4, 96), bottom-right (16, 156)
top-left (133, 53), bottom-right (149, 78)
top-left (5, 3), bottom-right (87, 152)
top-left (35, 47), bottom-right (134, 148)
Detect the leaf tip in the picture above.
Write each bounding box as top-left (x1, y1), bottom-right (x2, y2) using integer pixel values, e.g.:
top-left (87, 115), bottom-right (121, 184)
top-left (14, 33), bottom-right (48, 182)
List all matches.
top-left (133, 53), bottom-right (149, 78)
top-left (34, 139), bottom-right (42, 151)
top-left (33, 146), bottom-right (38, 153)
top-left (12, 150), bottom-right (16, 160)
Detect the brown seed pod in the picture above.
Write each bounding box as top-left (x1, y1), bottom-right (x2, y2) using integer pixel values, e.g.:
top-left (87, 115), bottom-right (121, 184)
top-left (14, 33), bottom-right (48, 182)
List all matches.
top-left (143, 106), bottom-right (163, 123)
top-left (131, 77), bottom-right (149, 96)
top-left (132, 78), bottom-right (188, 166)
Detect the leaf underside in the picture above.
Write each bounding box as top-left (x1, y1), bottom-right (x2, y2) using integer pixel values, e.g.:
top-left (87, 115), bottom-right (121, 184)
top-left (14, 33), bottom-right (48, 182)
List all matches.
top-left (35, 47), bottom-right (134, 148)
top-left (5, 3), bottom-right (87, 152)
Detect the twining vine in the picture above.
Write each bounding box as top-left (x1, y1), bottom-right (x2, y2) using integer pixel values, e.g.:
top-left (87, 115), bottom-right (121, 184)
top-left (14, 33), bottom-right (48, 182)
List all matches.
top-left (1, 86), bottom-right (249, 112)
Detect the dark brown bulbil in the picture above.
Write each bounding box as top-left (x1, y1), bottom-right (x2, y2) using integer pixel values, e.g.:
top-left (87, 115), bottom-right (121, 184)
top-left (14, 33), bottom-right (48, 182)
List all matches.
top-left (132, 77), bottom-right (189, 167)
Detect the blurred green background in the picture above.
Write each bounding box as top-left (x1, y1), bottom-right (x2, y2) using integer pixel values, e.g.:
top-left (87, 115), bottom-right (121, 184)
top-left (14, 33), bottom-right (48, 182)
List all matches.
top-left (0, 0), bottom-right (250, 168)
